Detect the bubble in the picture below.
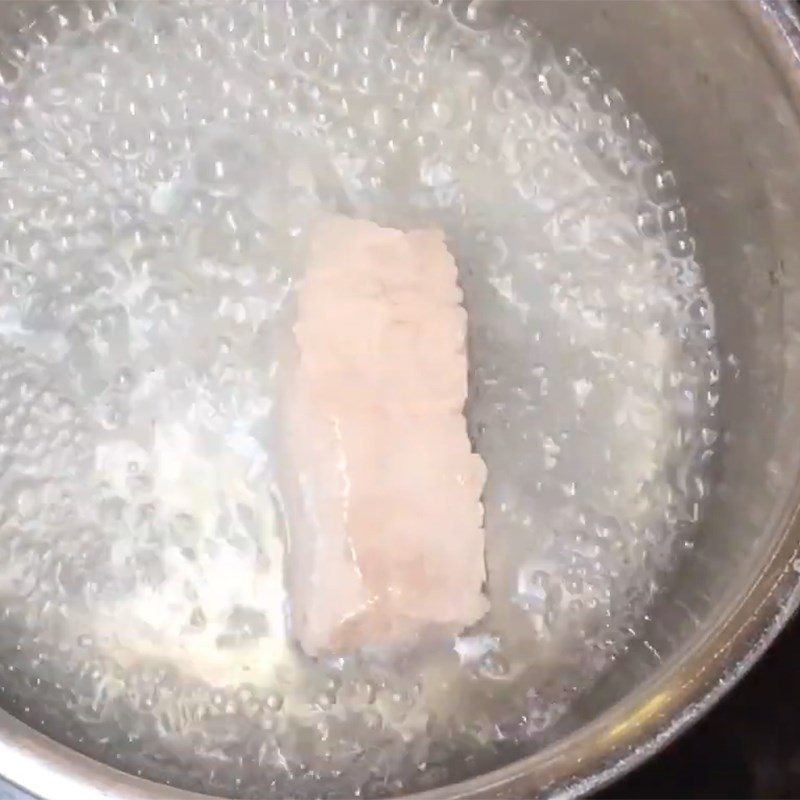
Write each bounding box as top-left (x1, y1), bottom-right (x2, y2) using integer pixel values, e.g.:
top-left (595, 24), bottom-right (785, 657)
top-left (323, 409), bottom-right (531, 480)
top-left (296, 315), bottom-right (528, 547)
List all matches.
top-left (642, 165), bottom-right (679, 205)
top-left (192, 133), bottom-right (260, 197)
top-left (448, 0), bottom-right (498, 31)
top-left (265, 692), bottom-right (284, 712)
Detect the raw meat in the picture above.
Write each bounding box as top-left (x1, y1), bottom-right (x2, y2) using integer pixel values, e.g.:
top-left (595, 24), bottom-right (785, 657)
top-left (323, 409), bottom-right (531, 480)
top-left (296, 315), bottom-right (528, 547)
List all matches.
top-left (280, 215), bottom-right (488, 656)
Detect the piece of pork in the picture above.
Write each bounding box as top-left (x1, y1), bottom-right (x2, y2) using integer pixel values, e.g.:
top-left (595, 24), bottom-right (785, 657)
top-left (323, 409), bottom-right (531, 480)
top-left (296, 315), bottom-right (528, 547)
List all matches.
top-left (281, 215), bottom-right (487, 656)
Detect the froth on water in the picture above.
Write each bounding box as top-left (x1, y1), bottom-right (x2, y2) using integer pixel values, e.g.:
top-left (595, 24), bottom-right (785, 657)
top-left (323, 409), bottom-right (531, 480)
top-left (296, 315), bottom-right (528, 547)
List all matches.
top-left (0, 1), bottom-right (718, 797)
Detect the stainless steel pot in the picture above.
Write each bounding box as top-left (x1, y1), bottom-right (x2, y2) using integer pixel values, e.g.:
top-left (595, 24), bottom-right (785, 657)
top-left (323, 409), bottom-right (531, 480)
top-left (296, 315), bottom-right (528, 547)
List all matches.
top-left (1, 1), bottom-right (800, 798)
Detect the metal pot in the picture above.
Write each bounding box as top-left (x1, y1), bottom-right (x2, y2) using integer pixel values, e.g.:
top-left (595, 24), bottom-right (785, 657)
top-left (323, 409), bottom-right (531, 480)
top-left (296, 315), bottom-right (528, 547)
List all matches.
top-left (1, 1), bottom-right (800, 798)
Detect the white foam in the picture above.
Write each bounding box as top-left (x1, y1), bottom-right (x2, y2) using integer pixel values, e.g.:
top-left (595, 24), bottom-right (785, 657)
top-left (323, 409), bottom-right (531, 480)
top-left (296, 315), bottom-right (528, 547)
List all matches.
top-left (0, 1), bottom-right (718, 796)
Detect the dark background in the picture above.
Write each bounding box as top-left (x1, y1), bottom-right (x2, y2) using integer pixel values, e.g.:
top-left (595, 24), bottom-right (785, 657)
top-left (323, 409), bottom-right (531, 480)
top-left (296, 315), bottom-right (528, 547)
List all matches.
top-left (598, 614), bottom-right (800, 799)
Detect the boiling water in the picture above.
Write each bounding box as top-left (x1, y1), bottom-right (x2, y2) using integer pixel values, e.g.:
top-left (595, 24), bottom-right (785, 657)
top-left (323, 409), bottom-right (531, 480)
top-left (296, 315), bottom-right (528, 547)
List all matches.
top-left (0, 1), bottom-right (718, 797)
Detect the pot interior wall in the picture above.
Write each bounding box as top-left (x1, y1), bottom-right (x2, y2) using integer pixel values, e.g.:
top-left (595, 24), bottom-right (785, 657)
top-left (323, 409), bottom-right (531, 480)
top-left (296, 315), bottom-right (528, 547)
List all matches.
top-left (516, 0), bottom-right (800, 748)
